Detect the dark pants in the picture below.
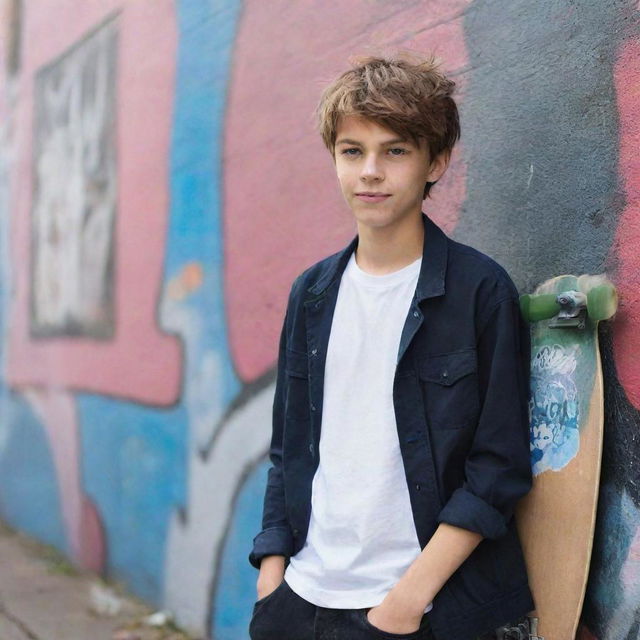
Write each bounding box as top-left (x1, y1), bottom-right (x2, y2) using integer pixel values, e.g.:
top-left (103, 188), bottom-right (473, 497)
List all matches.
top-left (248, 579), bottom-right (531, 640)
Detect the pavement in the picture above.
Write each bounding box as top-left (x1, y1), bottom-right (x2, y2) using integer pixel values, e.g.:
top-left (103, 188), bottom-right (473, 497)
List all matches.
top-left (0, 520), bottom-right (198, 640)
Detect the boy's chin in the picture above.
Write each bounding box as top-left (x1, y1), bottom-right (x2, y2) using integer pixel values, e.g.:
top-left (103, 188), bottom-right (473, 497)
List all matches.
top-left (351, 210), bottom-right (392, 226)
top-left (349, 205), bottom-right (415, 229)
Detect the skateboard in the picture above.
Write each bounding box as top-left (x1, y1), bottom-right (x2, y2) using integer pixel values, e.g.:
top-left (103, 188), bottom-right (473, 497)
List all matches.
top-left (513, 274), bottom-right (618, 640)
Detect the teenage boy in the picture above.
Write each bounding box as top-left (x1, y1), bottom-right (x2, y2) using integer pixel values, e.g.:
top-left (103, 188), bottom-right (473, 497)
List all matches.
top-left (248, 53), bottom-right (535, 640)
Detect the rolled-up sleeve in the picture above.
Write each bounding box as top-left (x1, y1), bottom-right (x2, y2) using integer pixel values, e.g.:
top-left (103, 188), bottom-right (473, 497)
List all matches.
top-left (436, 294), bottom-right (532, 539)
top-left (248, 302), bottom-right (294, 570)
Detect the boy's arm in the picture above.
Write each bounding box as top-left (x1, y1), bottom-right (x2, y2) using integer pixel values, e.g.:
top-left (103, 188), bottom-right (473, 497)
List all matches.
top-left (371, 294), bottom-right (532, 632)
top-left (369, 523), bottom-right (482, 631)
top-left (435, 293), bottom-right (532, 539)
top-left (248, 302), bottom-right (294, 571)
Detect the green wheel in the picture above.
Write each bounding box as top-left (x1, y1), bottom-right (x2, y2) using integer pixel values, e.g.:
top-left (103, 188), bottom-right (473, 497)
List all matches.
top-left (519, 293), bottom-right (561, 323)
top-left (586, 284), bottom-right (618, 321)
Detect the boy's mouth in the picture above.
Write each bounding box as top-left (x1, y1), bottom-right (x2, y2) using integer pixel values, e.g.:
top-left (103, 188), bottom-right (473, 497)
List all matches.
top-left (355, 192), bottom-right (391, 202)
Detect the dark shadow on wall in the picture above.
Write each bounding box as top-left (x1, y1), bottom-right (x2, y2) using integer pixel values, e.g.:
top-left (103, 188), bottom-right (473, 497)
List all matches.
top-left (453, 4), bottom-right (640, 637)
top-left (453, 0), bottom-right (630, 293)
top-left (582, 322), bottom-right (640, 639)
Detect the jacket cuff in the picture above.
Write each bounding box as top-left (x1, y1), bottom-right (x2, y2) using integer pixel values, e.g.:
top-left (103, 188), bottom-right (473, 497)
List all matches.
top-left (248, 526), bottom-right (294, 569)
top-left (436, 487), bottom-right (508, 539)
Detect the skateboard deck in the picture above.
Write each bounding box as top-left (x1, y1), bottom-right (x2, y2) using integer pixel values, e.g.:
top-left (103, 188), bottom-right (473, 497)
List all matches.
top-left (514, 274), bottom-right (618, 640)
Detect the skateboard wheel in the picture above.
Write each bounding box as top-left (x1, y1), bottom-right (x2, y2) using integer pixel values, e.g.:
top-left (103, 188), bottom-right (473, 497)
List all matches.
top-left (519, 293), bottom-right (560, 323)
top-left (586, 284), bottom-right (618, 321)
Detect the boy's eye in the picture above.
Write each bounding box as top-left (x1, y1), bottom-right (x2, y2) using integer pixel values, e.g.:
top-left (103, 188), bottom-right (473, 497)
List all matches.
top-left (340, 147), bottom-right (408, 157)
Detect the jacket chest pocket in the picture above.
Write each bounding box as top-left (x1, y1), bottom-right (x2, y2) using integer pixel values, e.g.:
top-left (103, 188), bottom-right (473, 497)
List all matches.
top-left (284, 348), bottom-right (311, 421)
top-left (417, 348), bottom-right (480, 430)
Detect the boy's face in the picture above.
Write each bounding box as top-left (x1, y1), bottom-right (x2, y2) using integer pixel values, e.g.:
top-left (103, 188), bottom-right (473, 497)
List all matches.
top-left (333, 115), bottom-right (448, 232)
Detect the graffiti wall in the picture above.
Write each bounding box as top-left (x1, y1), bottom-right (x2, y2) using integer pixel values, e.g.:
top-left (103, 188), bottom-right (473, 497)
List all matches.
top-left (0, 0), bottom-right (638, 638)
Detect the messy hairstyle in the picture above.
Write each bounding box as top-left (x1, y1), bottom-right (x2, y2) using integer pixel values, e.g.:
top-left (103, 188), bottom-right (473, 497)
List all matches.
top-left (315, 52), bottom-right (460, 198)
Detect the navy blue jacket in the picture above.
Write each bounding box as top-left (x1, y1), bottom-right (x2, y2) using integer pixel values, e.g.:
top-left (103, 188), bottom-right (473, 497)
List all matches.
top-left (249, 212), bottom-right (535, 639)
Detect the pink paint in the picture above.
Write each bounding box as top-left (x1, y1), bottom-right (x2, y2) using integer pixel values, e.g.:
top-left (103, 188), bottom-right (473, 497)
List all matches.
top-left (6, 0), bottom-right (180, 405)
top-left (79, 495), bottom-right (106, 572)
top-left (224, 0), bottom-right (471, 382)
top-left (24, 387), bottom-right (105, 570)
top-left (612, 38), bottom-right (640, 409)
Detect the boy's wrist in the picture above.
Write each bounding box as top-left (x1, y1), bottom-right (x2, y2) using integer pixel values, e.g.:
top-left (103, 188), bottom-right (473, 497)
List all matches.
top-left (256, 555), bottom-right (286, 597)
top-left (259, 554), bottom-right (286, 577)
top-left (384, 580), bottom-right (434, 617)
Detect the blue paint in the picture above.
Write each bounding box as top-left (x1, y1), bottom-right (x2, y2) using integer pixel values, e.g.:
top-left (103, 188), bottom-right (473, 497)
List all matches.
top-left (79, 0), bottom-right (243, 608)
top-left (0, 393), bottom-right (67, 554)
top-left (169, 0), bottom-right (241, 404)
top-left (79, 395), bottom-right (188, 604)
top-left (529, 343), bottom-right (581, 474)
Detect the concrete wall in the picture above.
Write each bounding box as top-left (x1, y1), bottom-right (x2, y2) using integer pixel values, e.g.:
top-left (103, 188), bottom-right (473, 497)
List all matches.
top-left (0, 1), bottom-right (638, 638)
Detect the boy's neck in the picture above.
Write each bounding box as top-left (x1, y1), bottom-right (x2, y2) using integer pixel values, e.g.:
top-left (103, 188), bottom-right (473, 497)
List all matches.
top-left (353, 211), bottom-right (425, 276)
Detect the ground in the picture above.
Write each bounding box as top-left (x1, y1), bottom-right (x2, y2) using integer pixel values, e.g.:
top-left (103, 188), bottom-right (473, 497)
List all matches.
top-left (0, 520), bottom-right (199, 640)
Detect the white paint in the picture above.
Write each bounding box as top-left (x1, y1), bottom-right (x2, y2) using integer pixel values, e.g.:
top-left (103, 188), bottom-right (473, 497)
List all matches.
top-left (159, 292), bottom-right (224, 451)
top-left (163, 381), bottom-right (275, 634)
top-left (526, 163), bottom-right (534, 190)
top-left (31, 24), bottom-right (116, 333)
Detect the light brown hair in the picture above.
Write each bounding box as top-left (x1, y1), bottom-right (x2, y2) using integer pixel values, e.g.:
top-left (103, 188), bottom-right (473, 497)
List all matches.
top-left (315, 52), bottom-right (460, 198)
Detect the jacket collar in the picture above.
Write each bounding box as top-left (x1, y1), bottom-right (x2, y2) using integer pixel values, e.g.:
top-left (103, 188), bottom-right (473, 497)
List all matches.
top-left (307, 211), bottom-right (448, 301)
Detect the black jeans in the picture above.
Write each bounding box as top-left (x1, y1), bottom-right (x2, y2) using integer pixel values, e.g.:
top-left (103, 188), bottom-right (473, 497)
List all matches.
top-left (248, 579), bottom-right (531, 640)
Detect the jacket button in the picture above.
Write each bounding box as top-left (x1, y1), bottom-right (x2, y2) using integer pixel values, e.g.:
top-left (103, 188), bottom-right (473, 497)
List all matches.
top-left (413, 311), bottom-right (419, 318)
top-left (441, 371), bottom-right (448, 379)
top-left (415, 483), bottom-right (421, 491)
top-left (310, 403), bottom-right (316, 411)
top-left (293, 529), bottom-right (300, 537)
top-left (311, 348), bottom-right (318, 356)
top-left (309, 442), bottom-right (314, 455)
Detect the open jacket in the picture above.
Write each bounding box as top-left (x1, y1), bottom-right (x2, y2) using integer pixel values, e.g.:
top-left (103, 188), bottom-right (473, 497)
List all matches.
top-left (249, 212), bottom-right (535, 640)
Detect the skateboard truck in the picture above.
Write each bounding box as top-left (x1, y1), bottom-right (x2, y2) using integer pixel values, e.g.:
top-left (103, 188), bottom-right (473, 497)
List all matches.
top-left (520, 276), bottom-right (617, 327)
top-left (495, 615), bottom-right (543, 640)
top-left (547, 290), bottom-right (586, 329)
top-left (526, 615), bottom-right (543, 640)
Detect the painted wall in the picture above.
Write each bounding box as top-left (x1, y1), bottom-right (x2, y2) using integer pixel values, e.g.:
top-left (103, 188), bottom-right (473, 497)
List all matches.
top-left (0, 1), bottom-right (638, 638)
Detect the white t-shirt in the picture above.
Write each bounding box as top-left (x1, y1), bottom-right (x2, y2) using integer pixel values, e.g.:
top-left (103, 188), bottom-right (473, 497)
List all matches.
top-left (284, 251), bottom-right (433, 614)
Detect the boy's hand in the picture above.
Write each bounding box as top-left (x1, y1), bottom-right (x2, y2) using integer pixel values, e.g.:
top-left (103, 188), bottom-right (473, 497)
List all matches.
top-left (256, 555), bottom-right (285, 600)
top-left (256, 576), bottom-right (283, 601)
top-left (365, 598), bottom-right (424, 634)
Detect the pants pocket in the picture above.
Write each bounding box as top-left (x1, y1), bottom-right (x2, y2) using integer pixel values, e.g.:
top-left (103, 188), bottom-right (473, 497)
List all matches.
top-left (356, 608), bottom-right (432, 639)
top-left (252, 579), bottom-right (286, 613)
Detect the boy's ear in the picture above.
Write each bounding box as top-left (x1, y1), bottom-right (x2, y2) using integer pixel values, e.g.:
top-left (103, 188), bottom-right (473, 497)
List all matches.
top-left (427, 149), bottom-right (451, 183)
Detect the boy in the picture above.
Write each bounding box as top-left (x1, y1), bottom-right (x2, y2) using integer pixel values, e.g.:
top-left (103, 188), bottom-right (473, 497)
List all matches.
top-left (248, 53), bottom-right (535, 640)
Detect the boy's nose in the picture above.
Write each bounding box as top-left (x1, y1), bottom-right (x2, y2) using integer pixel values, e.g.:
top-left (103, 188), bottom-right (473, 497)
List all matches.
top-left (360, 156), bottom-right (383, 181)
